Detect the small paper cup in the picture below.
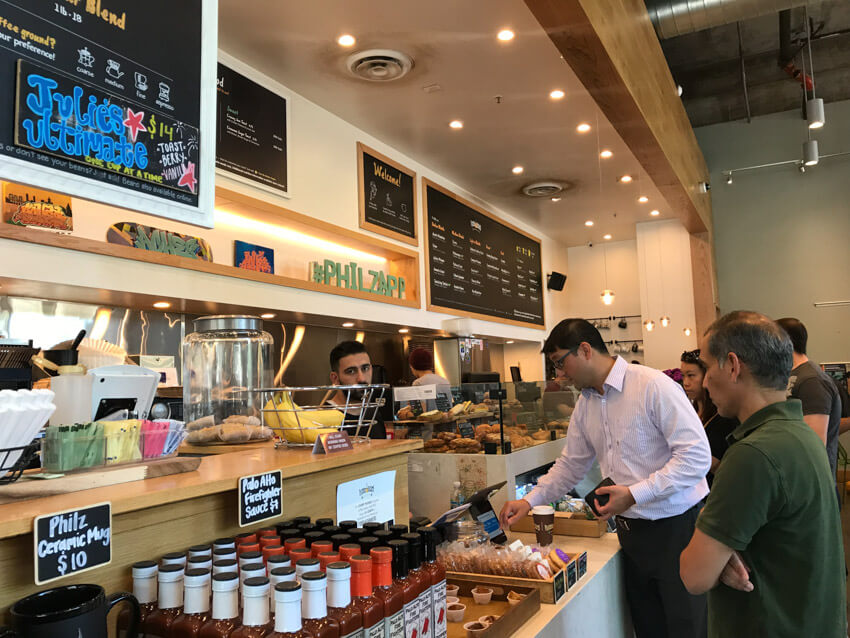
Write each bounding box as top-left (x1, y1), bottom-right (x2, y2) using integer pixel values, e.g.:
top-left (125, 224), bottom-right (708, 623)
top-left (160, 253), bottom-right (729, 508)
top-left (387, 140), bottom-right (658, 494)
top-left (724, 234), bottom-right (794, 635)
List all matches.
top-left (479, 615), bottom-right (499, 626)
top-left (471, 586), bottom-right (493, 604)
top-left (446, 584), bottom-right (459, 597)
top-left (506, 591), bottom-right (525, 606)
top-left (446, 596), bottom-right (460, 605)
top-left (446, 602), bottom-right (466, 623)
top-left (464, 621), bottom-right (489, 637)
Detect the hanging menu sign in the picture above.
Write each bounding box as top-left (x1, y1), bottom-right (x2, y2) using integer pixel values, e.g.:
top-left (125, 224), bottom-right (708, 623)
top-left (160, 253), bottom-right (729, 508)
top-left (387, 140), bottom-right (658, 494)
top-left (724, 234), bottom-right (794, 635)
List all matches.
top-left (0, 0), bottom-right (214, 227)
top-left (238, 470), bottom-right (282, 527)
top-left (216, 63), bottom-right (288, 195)
top-left (424, 179), bottom-right (544, 327)
top-left (358, 142), bottom-right (417, 246)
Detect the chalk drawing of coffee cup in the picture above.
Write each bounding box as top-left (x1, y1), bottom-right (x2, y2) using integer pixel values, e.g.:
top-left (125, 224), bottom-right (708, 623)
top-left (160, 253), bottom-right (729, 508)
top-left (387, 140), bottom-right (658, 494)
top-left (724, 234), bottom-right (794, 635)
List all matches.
top-left (106, 59), bottom-right (124, 79)
top-left (134, 72), bottom-right (148, 91)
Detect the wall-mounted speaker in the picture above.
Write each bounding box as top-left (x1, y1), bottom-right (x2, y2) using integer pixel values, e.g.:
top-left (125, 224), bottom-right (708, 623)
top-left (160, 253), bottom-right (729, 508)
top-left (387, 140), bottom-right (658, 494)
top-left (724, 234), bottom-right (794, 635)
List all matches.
top-left (547, 271), bottom-right (567, 291)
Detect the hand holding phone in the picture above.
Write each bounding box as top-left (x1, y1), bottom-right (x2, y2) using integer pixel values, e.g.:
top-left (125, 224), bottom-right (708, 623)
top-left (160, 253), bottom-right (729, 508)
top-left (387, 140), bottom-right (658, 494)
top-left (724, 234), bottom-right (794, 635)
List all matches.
top-left (584, 477), bottom-right (616, 517)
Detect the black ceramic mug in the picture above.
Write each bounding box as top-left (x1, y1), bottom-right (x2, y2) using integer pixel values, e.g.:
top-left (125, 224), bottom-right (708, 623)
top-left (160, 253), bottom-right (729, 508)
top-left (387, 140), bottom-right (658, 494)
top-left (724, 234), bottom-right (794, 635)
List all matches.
top-left (5, 584), bottom-right (139, 638)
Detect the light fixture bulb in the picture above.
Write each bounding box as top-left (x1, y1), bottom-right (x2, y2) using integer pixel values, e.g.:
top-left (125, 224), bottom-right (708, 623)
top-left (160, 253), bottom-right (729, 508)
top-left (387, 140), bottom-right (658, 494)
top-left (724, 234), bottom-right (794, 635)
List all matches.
top-left (512, 165), bottom-right (524, 175)
top-left (803, 139), bottom-right (819, 166)
top-left (650, 209), bottom-right (660, 216)
top-left (726, 173), bottom-right (733, 185)
top-left (497, 29), bottom-right (515, 42)
top-left (601, 289), bottom-right (615, 305)
top-left (153, 301), bottom-right (170, 309)
top-left (342, 322), bottom-right (355, 328)
top-left (603, 234), bottom-right (612, 240)
top-left (599, 150), bottom-right (613, 159)
top-left (618, 175), bottom-right (633, 183)
top-left (660, 316), bottom-right (670, 327)
top-left (584, 220), bottom-right (594, 227)
top-left (644, 320), bottom-right (655, 332)
top-left (807, 98), bottom-right (825, 129)
top-left (337, 34), bottom-right (356, 47)
top-left (260, 313), bottom-right (276, 319)
top-left (551, 197), bottom-right (561, 202)
top-left (576, 123), bottom-right (591, 133)
top-left (506, 340), bottom-right (515, 344)
top-left (549, 89), bottom-right (565, 100)
top-left (683, 328), bottom-right (692, 337)
top-left (398, 328), bottom-right (409, 333)
top-left (677, 84), bottom-right (684, 97)
top-left (449, 120), bottom-right (463, 129)
top-left (638, 196), bottom-right (649, 203)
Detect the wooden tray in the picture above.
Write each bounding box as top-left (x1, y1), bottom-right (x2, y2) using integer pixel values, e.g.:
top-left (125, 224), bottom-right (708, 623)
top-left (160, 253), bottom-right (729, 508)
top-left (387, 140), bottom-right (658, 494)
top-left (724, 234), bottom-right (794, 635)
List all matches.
top-left (510, 511), bottom-right (608, 538)
top-left (446, 582), bottom-right (539, 638)
top-left (446, 549), bottom-right (588, 604)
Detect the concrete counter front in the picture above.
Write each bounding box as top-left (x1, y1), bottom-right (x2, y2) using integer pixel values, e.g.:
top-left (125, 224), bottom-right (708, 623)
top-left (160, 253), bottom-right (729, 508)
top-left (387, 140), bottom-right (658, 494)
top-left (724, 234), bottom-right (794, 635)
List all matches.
top-left (0, 439), bottom-right (422, 615)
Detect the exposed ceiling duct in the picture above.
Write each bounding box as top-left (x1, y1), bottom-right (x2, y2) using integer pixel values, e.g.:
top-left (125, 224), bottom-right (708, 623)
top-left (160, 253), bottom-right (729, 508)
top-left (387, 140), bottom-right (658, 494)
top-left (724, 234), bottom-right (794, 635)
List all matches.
top-left (646, 0), bottom-right (819, 39)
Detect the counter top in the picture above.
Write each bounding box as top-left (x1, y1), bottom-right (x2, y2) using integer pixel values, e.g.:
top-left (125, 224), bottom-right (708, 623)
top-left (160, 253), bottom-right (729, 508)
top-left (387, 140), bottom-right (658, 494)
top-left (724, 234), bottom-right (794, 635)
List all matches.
top-left (0, 438), bottom-right (422, 539)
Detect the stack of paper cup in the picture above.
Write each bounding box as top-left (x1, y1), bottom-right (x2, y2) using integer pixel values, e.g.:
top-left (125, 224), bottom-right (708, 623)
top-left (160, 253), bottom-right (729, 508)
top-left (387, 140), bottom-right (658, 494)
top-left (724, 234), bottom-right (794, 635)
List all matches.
top-left (0, 389), bottom-right (56, 478)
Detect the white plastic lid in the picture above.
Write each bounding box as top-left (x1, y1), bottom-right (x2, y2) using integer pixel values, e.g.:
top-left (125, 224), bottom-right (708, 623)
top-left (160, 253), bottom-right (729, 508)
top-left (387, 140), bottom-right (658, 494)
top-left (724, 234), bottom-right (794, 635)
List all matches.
top-left (184, 568), bottom-right (211, 586)
top-left (274, 581), bottom-right (302, 602)
top-left (158, 564), bottom-right (184, 583)
top-left (532, 505), bottom-right (555, 516)
top-left (242, 563), bottom-right (266, 578)
top-left (326, 562), bottom-right (351, 580)
top-left (243, 576), bottom-right (270, 596)
top-left (132, 560), bottom-right (158, 579)
top-left (212, 572), bottom-right (239, 592)
top-left (301, 571), bottom-right (327, 590)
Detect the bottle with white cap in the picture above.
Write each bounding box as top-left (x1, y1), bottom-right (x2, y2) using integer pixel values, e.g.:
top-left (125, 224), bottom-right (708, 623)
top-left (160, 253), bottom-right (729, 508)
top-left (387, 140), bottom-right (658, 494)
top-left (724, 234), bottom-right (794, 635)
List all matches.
top-left (269, 566), bottom-right (297, 616)
top-left (295, 558), bottom-right (320, 582)
top-left (239, 551), bottom-right (264, 572)
top-left (198, 572), bottom-right (240, 638)
top-left (170, 568), bottom-right (212, 637)
top-left (267, 581), bottom-right (311, 638)
top-left (188, 555), bottom-right (213, 573)
top-left (162, 552), bottom-right (188, 568)
top-left (231, 576), bottom-right (272, 637)
top-left (188, 544), bottom-right (213, 560)
top-left (301, 570), bottom-right (340, 638)
top-left (241, 563), bottom-right (267, 594)
top-left (213, 559), bottom-right (239, 577)
top-left (118, 560), bottom-right (157, 637)
top-left (326, 561), bottom-right (364, 638)
top-left (142, 563), bottom-right (184, 636)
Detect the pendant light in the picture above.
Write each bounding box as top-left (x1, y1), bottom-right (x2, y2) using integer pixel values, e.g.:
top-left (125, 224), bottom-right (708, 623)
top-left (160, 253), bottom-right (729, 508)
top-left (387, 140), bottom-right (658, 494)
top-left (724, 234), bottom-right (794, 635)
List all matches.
top-left (660, 316), bottom-right (670, 328)
top-left (803, 139), bottom-right (819, 166)
top-left (656, 233), bottom-right (669, 327)
top-left (644, 320), bottom-right (655, 332)
top-left (683, 327), bottom-right (692, 337)
top-left (596, 114), bottom-right (614, 306)
top-left (804, 7), bottom-right (825, 130)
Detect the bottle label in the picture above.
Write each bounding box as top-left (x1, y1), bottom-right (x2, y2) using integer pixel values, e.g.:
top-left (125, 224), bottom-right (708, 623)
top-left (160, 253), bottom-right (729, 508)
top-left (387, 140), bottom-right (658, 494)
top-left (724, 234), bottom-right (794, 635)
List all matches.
top-left (433, 580), bottom-right (447, 638)
top-left (404, 599), bottom-right (420, 638)
top-left (343, 630), bottom-right (366, 638)
top-left (418, 586), bottom-right (433, 638)
top-left (385, 608), bottom-right (405, 638)
top-left (366, 622), bottom-right (384, 638)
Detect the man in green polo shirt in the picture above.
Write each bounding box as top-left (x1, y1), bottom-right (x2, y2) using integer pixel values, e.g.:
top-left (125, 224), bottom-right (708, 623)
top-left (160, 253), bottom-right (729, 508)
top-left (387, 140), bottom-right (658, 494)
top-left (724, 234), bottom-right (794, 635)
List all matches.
top-left (679, 311), bottom-right (845, 637)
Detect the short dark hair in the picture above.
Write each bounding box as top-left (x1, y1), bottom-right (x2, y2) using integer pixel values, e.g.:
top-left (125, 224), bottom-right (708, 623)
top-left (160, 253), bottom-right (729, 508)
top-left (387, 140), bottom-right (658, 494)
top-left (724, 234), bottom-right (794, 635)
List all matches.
top-left (705, 311), bottom-right (793, 391)
top-left (542, 319), bottom-right (609, 356)
top-left (776, 317), bottom-right (808, 355)
top-left (330, 340), bottom-right (368, 371)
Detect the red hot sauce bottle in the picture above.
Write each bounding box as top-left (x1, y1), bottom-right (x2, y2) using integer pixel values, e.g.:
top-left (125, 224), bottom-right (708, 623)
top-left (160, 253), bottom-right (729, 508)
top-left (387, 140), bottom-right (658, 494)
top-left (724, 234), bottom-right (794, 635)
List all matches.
top-left (417, 528), bottom-right (446, 638)
top-left (301, 570), bottom-right (340, 638)
top-left (142, 564), bottom-right (184, 637)
top-left (267, 581), bottom-right (313, 638)
top-left (170, 568), bottom-right (212, 637)
top-left (326, 561), bottom-right (363, 638)
top-left (118, 560), bottom-right (158, 638)
top-left (387, 539), bottom-right (421, 638)
top-left (349, 555), bottom-right (384, 638)
top-left (371, 547), bottom-right (404, 638)
top-left (231, 576), bottom-right (273, 638)
top-left (199, 572), bottom-right (240, 638)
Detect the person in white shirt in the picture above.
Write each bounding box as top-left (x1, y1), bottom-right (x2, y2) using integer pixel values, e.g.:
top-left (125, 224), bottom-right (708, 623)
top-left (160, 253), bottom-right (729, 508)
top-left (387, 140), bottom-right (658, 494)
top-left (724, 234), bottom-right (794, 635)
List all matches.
top-left (500, 318), bottom-right (711, 638)
top-left (409, 347), bottom-right (452, 409)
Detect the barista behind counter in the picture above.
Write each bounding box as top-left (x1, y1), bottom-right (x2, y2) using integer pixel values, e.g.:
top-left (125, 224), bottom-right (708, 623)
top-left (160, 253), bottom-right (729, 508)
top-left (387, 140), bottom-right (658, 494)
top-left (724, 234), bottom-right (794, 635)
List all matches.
top-left (327, 340), bottom-right (387, 438)
top-left (409, 347), bottom-right (452, 412)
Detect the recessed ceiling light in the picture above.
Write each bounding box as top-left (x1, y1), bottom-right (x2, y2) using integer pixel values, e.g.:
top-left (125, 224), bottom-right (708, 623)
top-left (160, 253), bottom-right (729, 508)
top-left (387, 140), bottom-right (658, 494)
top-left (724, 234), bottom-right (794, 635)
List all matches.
top-left (497, 29), bottom-right (515, 42)
top-left (638, 196), bottom-right (649, 203)
top-left (398, 328), bottom-right (409, 334)
top-left (549, 89), bottom-right (565, 100)
top-left (342, 321), bottom-right (355, 328)
top-left (603, 234), bottom-right (612, 240)
top-left (599, 150), bottom-right (613, 159)
top-left (584, 220), bottom-right (594, 227)
top-left (576, 123), bottom-right (591, 133)
top-left (449, 120), bottom-right (463, 129)
top-left (337, 34), bottom-right (356, 47)
top-left (512, 165), bottom-right (524, 175)
top-left (506, 340), bottom-right (515, 344)
top-left (550, 197), bottom-right (561, 202)
top-left (260, 313), bottom-right (276, 319)
top-left (650, 209), bottom-right (660, 216)
top-left (618, 175), bottom-right (633, 183)
top-left (153, 301), bottom-right (170, 309)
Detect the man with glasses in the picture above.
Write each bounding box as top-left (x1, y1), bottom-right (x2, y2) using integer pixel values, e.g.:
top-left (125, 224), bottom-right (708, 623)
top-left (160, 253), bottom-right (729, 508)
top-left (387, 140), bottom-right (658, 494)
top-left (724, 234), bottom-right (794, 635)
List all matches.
top-left (499, 318), bottom-right (711, 638)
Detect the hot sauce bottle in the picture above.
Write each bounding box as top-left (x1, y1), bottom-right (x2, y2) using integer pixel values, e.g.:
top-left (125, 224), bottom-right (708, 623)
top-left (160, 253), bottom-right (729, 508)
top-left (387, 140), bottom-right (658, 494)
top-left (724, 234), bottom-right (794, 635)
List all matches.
top-left (311, 541), bottom-right (334, 559)
top-left (199, 573), bottom-right (240, 638)
top-left (213, 560), bottom-right (239, 577)
top-left (214, 538), bottom-right (237, 552)
top-left (319, 552), bottom-right (341, 571)
top-left (417, 528), bottom-right (446, 638)
top-left (349, 555), bottom-right (384, 638)
top-left (268, 555), bottom-right (293, 576)
top-left (296, 558), bottom-right (321, 582)
top-left (301, 571), bottom-right (340, 638)
top-left (315, 518), bottom-right (335, 529)
top-left (142, 564), bottom-right (184, 636)
top-left (400, 534), bottom-right (430, 638)
top-left (371, 547), bottom-right (404, 638)
top-left (338, 545), bottom-right (361, 563)
top-left (231, 577), bottom-right (272, 638)
top-left (269, 566), bottom-right (297, 617)
top-left (162, 553), bottom-right (188, 568)
top-left (326, 562), bottom-right (363, 638)
top-left (170, 568), bottom-right (212, 638)
top-left (118, 560), bottom-right (157, 637)
top-left (388, 540), bottom-right (420, 638)
top-left (189, 545), bottom-right (213, 560)
top-left (267, 581), bottom-right (312, 638)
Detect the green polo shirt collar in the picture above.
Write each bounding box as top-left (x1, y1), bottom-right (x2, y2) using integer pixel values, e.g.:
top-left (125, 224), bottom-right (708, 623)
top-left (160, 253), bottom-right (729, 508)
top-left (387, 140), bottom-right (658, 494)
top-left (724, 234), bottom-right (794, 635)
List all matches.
top-left (727, 399), bottom-right (804, 444)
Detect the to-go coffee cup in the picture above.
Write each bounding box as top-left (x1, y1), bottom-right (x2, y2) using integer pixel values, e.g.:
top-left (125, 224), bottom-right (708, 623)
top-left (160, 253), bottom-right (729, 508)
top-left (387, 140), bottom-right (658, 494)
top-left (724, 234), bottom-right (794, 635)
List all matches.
top-left (532, 505), bottom-right (555, 546)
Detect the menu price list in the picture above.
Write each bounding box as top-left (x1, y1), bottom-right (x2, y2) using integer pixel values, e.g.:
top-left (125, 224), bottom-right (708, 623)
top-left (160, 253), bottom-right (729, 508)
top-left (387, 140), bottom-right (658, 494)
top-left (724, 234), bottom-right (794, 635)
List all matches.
top-left (426, 185), bottom-right (543, 326)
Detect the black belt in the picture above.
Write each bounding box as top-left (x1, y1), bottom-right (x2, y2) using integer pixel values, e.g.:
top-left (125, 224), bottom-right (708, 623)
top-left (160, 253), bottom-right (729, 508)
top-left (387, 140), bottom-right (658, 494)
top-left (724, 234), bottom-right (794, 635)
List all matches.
top-left (615, 503), bottom-right (700, 531)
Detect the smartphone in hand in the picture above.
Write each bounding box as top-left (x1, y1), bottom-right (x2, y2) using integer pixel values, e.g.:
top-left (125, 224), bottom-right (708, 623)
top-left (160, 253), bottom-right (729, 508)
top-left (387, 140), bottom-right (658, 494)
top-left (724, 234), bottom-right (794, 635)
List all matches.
top-left (584, 477), bottom-right (616, 517)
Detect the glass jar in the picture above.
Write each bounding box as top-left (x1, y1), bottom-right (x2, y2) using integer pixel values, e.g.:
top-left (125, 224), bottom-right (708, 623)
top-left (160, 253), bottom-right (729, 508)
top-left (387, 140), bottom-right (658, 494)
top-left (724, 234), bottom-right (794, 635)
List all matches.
top-left (446, 520), bottom-right (488, 548)
top-left (182, 316), bottom-right (273, 423)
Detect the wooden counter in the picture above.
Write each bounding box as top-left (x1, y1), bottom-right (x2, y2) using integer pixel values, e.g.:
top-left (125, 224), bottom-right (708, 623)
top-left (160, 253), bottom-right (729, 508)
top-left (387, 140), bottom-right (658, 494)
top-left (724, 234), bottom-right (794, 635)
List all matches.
top-left (0, 439), bottom-right (421, 615)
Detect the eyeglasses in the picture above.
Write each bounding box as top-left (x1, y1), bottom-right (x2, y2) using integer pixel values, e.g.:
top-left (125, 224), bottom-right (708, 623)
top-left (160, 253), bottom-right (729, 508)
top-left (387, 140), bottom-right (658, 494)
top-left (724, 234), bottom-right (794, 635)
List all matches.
top-left (551, 348), bottom-right (578, 370)
top-left (681, 349), bottom-right (701, 364)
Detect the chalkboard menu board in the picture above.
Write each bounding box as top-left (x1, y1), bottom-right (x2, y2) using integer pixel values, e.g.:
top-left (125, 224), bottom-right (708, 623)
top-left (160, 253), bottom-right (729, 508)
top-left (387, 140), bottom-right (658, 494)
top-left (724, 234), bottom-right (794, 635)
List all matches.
top-left (0, 0), bottom-right (215, 227)
top-left (216, 63), bottom-right (288, 195)
top-left (34, 502), bottom-right (112, 585)
top-left (424, 179), bottom-right (544, 327)
top-left (358, 143), bottom-right (417, 246)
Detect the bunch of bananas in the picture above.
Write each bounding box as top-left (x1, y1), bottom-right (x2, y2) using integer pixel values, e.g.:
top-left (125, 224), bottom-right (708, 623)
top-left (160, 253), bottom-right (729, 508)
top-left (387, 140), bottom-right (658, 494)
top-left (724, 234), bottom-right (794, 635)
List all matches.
top-left (263, 391), bottom-right (344, 444)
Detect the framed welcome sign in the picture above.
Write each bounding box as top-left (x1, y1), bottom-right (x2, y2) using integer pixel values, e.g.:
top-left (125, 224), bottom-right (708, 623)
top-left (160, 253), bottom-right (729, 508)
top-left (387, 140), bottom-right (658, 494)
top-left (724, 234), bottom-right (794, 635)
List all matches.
top-left (0, 0), bottom-right (218, 228)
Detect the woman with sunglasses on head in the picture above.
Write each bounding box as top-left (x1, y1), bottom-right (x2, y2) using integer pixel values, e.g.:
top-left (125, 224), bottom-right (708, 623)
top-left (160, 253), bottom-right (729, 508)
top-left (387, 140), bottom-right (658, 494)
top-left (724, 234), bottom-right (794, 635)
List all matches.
top-left (680, 349), bottom-right (738, 486)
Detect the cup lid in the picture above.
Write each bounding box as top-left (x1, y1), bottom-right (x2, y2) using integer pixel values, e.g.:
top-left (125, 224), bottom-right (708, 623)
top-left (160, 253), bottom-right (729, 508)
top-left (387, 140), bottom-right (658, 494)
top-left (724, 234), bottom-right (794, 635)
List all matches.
top-left (532, 505), bottom-right (555, 515)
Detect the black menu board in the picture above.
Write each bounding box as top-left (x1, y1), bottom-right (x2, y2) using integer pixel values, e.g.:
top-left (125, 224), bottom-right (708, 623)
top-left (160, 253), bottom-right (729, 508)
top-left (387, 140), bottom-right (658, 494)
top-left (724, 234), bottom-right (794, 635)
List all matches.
top-left (216, 63), bottom-right (288, 195)
top-left (0, 0), bottom-right (211, 226)
top-left (424, 179), bottom-right (544, 327)
top-left (358, 142), bottom-right (417, 246)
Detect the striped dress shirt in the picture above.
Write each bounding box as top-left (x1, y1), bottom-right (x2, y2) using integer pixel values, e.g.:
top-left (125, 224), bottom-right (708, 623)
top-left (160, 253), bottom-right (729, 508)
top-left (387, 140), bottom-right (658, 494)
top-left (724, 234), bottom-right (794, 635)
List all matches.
top-left (526, 356), bottom-right (711, 520)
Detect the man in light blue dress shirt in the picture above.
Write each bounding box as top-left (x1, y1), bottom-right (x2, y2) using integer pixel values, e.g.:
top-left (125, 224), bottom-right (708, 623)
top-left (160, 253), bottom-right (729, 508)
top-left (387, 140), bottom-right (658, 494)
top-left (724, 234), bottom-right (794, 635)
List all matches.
top-left (500, 318), bottom-right (712, 638)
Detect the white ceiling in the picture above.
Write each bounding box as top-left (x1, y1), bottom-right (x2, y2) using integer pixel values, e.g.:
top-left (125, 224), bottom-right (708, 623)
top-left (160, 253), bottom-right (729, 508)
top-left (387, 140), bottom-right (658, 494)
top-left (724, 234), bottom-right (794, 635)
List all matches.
top-left (217, 0), bottom-right (673, 247)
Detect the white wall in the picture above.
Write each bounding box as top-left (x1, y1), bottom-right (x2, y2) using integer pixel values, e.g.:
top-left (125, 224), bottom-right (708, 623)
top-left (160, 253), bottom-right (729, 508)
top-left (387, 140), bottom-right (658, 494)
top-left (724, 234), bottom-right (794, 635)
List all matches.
top-left (696, 100), bottom-right (850, 364)
top-left (6, 52), bottom-right (573, 343)
top-left (503, 341), bottom-right (546, 382)
top-left (636, 220), bottom-right (698, 369)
